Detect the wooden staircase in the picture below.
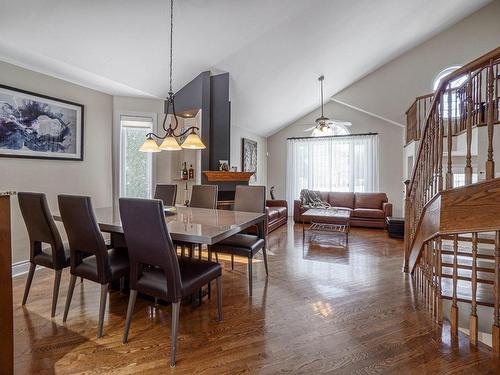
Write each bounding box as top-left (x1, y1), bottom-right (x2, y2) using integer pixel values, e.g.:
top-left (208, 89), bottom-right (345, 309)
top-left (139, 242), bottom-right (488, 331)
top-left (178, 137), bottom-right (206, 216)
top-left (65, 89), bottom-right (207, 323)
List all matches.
top-left (404, 47), bottom-right (500, 354)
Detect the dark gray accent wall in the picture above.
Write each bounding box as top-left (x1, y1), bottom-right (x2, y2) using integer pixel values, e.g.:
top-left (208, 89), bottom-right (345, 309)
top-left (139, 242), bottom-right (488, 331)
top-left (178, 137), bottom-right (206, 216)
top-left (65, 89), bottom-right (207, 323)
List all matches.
top-left (167, 71), bottom-right (211, 173)
top-left (168, 71), bottom-right (231, 181)
top-left (209, 73), bottom-right (230, 171)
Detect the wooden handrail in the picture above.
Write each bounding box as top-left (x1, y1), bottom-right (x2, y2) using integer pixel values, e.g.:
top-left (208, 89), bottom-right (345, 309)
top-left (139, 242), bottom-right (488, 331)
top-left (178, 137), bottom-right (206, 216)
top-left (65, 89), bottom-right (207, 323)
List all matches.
top-left (409, 47), bottom-right (500, 191)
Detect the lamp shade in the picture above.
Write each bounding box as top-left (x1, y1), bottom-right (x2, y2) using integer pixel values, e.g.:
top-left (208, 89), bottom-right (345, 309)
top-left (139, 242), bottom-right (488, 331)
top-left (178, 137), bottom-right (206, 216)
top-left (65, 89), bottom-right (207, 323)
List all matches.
top-left (159, 135), bottom-right (182, 150)
top-left (139, 137), bottom-right (161, 152)
top-left (181, 132), bottom-right (206, 149)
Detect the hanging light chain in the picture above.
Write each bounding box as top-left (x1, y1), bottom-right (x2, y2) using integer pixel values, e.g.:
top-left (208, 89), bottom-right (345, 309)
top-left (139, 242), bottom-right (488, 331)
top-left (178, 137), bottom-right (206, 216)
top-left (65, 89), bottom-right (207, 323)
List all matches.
top-left (169, 0), bottom-right (174, 94)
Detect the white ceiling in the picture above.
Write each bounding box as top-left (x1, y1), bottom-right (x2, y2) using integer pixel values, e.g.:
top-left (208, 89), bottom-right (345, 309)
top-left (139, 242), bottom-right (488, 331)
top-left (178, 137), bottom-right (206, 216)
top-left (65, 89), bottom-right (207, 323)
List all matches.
top-left (0, 0), bottom-right (490, 136)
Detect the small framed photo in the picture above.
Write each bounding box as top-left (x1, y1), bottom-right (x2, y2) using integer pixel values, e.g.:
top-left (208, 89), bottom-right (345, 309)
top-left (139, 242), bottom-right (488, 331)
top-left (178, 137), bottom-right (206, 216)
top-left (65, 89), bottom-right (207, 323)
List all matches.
top-left (218, 160), bottom-right (229, 171)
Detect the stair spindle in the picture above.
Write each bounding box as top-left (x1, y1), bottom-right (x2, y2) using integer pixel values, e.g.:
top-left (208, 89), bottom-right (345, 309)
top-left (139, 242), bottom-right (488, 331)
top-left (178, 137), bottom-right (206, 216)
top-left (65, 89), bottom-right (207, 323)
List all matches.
top-left (470, 232), bottom-right (478, 345)
top-left (446, 85), bottom-right (453, 189)
top-left (493, 231), bottom-right (500, 355)
top-left (465, 75), bottom-right (473, 185)
top-left (450, 234), bottom-right (459, 336)
top-left (486, 59), bottom-right (495, 179)
top-left (438, 94), bottom-right (444, 192)
top-left (436, 237), bottom-right (443, 324)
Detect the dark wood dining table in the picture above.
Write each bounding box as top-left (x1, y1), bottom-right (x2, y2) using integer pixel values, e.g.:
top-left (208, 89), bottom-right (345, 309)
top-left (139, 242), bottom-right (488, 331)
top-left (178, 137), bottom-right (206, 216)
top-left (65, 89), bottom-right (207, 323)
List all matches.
top-left (53, 205), bottom-right (266, 245)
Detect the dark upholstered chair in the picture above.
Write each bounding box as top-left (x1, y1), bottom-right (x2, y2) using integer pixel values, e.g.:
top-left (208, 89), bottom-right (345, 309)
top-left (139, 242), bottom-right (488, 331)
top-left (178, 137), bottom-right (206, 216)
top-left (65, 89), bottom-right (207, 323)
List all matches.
top-left (58, 195), bottom-right (129, 338)
top-left (119, 198), bottom-right (222, 367)
top-left (18, 192), bottom-right (70, 317)
top-left (209, 186), bottom-right (268, 296)
top-left (189, 185), bottom-right (218, 209)
top-left (154, 184), bottom-right (177, 206)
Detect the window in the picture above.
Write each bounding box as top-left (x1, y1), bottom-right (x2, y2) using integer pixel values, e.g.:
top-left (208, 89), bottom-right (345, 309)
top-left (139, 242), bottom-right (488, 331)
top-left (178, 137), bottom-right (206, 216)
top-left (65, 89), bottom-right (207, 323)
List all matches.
top-left (119, 115), bottom-right (154, 198)
top-left (311, 123), bottom-right (350, 137)
top-left (286, 134), bottom-right (378, 208)
top-left (433, 66), bottom-right (466, 119)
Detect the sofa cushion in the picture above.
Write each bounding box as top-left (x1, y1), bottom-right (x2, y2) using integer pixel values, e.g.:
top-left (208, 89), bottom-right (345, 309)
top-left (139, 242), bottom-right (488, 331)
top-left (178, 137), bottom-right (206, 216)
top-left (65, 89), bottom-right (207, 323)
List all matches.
top-left (354, 193), bottom-right (388, 209)
top-left (268, 208), bottom-right (280, 221)
top-left (275, 207), bottom-right (287, 217)
top-left (353, 208), bottom-right (385, 219)
top-left (328, 192), bottom-right (354, 209)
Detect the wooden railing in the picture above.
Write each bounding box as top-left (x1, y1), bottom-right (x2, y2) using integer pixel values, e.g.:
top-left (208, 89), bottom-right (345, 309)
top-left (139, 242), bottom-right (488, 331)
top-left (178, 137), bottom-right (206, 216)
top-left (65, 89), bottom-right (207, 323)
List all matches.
top-left (405, 93), bottom-right (433, 144)
top-left (404, 47), bottom-right (500, 353)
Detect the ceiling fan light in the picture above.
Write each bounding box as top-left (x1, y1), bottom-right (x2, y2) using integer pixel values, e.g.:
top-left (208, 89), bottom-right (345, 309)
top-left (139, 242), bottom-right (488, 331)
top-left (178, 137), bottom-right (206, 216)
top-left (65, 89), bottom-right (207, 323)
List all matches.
top-left (181, 132), bottom-right (206, 149)
top-left (159, 135), bottom-right (182, 150)
top-left (139, 136), bottom-right (161, 152)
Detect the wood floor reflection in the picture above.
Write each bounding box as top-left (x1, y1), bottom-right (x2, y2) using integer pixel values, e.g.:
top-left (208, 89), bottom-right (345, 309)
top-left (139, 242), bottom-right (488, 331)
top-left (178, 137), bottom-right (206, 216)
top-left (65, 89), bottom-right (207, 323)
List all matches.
top-left (13, 224), bottom-right (500, 374)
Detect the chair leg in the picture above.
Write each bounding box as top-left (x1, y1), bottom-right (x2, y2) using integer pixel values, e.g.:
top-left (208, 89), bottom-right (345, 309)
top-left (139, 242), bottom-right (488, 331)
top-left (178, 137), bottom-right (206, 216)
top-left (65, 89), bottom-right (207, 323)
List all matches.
top-left (170, 302), bottom-right (181, 368)
top-left (123, 289), bottom-right (137, 344)
top-left (215, 252), bottom-right (219, 263)
top-left (198, 288), bottom-right (203, 306)
top-left (248, 258), bottom-right (253, 296)
top-left (97, 283), bottom-right (109, 338)
top-left (262, 247), bottom-right (269, 276)
top-left (51, 269), bottom-right (63, 318)
top-left (22, 263), bottom-right (36, 305)
top-left (119, 276), bottom-right (125, 293)
top-left (216, 276), bottom-right (223, 322)
top-left (198, 244), bottom-right (202, 260)
top-left (231, 255), bottom-right (234, 270)
top-left (63, 274), bottom-right (77, 322)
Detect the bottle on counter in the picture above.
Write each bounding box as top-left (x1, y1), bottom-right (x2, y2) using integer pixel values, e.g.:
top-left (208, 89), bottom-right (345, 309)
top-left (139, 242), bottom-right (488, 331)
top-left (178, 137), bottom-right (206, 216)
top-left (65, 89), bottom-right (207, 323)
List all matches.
top-left (188, 164), bottom-right (194, 180)
top-left (182, 162), bottom-right (188, 180)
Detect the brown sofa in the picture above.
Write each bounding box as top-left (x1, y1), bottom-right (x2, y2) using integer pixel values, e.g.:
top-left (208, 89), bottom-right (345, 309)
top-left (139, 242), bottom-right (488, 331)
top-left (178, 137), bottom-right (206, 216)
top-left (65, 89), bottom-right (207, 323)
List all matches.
top-left (266, 200), bottom-right (288, 233)
top-left (294, 192), bottom-right (392, 229)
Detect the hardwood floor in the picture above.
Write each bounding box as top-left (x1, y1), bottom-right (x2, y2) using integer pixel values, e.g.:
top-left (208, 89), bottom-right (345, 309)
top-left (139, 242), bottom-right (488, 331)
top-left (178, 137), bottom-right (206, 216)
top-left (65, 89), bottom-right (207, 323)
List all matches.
top-left (13, 224), bottom-right (500, 374)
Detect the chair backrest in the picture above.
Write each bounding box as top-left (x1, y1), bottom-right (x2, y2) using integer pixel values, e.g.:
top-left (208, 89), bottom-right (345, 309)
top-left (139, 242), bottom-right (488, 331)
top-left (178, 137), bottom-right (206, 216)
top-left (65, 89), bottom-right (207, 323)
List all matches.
top-left (57, 195), bottom-right (110, 282)
top-left (234, 185), bottom-right (266, 213)
top-left (154, 184), bottom-right (177, 206)
top-left (119, 198), bottom-right (182, 302)
top-left (17, 192), bottom-right (66, 268)
top-left (234, 185), bottom-right (267, 238)
top-left (189, 185), bottom-right (218, 209)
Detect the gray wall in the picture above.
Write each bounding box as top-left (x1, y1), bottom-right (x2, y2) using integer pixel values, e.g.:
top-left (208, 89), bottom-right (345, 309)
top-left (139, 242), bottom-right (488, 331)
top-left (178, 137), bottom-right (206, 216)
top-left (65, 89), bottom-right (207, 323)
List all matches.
top-left (0, 60), bottom-right (113, 264)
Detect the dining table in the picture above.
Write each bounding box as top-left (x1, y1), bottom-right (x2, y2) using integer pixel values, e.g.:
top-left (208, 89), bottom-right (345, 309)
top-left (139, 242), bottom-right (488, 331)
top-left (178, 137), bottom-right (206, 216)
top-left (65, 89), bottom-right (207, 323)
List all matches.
top-left (53, 205), bottom-right (266, 246)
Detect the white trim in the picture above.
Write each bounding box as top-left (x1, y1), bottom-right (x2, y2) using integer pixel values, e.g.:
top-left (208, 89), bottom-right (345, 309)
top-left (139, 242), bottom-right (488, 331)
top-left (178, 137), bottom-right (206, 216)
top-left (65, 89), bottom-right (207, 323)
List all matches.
top-left (330, 98), bottom-right (405, 128)
top-left (112, 110), bottom-right (157, 207)
top-left (11, 260), bottom-right (39, 278)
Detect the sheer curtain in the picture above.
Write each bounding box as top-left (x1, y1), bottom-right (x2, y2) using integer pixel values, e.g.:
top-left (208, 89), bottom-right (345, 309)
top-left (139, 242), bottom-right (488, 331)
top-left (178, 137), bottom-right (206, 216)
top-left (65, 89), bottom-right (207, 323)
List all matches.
top-left (286, 134), bottom-right (379, 209)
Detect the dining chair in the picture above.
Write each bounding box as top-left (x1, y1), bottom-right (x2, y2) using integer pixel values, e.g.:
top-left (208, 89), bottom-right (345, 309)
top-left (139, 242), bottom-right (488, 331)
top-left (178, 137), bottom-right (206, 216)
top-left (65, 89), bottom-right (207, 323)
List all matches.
top-left (189, 184), bottom-right (218, 209)
top-left (184, 184), bottom-right (218, 260)
top-left (209, 185), bottom-right (268, 296)
top-left (18, 192), bottom-right (70, 317)
top-left (119, 197), bottom-right (222, 367)
top-left (58, 195), bottom-right (130, 338)
top-left (154, 184), bottom-right (177, 206)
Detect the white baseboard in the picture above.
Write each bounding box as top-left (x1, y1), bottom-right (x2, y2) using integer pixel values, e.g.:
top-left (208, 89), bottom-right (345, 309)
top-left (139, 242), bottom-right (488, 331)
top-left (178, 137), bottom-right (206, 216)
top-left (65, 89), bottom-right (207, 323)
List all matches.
top-left (12, 260), bottom-right (35, 278)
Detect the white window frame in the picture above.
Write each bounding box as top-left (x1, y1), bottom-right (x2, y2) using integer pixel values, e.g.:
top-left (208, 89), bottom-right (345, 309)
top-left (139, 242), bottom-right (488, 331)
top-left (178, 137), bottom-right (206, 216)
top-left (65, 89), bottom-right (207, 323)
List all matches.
top-left (113, 111), bottom-right (157, 205)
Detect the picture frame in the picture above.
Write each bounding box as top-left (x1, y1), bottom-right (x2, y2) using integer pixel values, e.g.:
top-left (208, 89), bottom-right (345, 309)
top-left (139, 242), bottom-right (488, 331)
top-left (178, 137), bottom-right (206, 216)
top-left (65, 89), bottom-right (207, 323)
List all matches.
top-left (0, 84), bottom-right (84, 161)
top-left (242, 138), bottom-right (257, 183)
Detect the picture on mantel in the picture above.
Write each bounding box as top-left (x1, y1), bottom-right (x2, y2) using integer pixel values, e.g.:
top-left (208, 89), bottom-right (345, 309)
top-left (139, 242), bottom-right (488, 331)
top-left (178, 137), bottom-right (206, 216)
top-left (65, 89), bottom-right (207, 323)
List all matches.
top-left (242, 138), bottom-right (257, 183)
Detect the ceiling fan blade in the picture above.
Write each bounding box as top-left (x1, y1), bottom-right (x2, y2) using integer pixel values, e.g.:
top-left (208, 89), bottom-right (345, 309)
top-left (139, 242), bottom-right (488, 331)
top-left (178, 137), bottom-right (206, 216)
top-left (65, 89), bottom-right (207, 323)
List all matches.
top-left (331, 120), bottom-right (352, 126)
top-left (303, 126), bottom-right (316, 132)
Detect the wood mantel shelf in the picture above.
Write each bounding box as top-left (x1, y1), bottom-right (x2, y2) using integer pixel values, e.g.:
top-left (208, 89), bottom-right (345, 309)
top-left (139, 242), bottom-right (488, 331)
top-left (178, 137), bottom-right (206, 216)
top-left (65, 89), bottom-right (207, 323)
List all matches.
top-left (203, 171), bottom-right (254, 182)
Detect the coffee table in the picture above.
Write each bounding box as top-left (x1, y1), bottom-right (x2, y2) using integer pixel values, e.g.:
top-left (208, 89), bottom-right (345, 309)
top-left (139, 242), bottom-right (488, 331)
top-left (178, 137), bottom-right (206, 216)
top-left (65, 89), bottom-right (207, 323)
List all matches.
top-left (302, 208), bottom-right (351, 245)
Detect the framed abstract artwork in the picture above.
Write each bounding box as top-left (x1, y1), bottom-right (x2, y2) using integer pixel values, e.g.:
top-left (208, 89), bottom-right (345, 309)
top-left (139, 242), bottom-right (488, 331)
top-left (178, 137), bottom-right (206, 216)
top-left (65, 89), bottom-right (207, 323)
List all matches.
top-left (242, 137), bottom-right (257, 183)
top-left (0, 84), bottom-right (84, 160)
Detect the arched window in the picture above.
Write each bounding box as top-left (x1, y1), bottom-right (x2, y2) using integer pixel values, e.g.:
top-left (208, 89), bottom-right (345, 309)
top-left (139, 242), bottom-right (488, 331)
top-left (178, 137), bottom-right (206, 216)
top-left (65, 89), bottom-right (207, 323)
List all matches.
top-left (311, 123), bottom-right (350, 137)
top-left (432, 66), bottom-right (467, 118)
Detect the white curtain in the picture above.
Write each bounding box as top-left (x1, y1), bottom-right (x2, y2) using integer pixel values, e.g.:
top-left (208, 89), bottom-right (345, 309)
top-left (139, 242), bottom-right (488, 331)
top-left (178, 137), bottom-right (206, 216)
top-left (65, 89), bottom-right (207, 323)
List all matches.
top-left (286, 134), bottom-right (379, 210)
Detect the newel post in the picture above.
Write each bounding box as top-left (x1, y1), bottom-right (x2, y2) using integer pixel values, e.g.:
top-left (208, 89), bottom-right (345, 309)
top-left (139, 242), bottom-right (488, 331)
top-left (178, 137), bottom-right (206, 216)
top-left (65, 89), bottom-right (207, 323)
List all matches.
top-left (403, 179), bottom-right (411, 273)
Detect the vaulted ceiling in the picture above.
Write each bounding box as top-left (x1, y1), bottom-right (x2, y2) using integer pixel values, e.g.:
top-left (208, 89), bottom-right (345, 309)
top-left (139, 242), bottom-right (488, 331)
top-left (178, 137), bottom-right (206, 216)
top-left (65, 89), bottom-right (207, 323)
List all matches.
top-left (0, 0), bottom-right (490, 136)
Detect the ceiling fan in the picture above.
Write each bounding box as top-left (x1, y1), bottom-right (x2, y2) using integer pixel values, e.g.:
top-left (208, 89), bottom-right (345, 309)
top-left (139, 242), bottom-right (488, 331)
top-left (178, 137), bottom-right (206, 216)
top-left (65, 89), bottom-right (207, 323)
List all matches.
top-left (304, 75), bottom-right (352, 133)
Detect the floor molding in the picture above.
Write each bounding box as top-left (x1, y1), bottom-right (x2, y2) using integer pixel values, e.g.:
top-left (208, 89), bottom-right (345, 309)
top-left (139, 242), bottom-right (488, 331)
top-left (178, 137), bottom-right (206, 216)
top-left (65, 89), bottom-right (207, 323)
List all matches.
top-left (12, 260), bottom-right (34, 278)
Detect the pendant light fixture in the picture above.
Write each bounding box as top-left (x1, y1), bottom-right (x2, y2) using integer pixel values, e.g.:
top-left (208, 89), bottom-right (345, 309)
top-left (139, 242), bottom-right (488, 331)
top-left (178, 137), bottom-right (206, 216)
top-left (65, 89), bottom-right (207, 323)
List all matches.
top-left (314, 75), bottom-right (334, 131)
top-left (139, 0), bottom-right (206, 152)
